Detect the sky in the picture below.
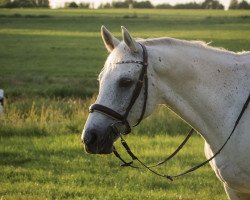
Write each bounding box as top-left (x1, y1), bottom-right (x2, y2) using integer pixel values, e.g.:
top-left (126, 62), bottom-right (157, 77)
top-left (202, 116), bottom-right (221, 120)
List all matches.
top-left (49, 0), bottom-right (248, 9)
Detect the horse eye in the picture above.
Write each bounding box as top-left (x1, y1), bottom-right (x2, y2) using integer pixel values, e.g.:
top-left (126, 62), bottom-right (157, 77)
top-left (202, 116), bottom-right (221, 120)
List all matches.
top-left (119, 78), bottom-right (133, 88)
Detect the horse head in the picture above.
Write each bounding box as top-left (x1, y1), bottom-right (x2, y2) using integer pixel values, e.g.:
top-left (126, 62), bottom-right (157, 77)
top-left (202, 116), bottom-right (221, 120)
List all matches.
top-left (81, 26), bottom-right (159, 154)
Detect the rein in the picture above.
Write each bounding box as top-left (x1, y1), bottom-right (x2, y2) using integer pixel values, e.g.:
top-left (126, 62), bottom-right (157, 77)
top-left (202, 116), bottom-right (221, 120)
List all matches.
top-left (114, 93), bottom-right (250, 181)
top-left (89, 43), bottom-right (250, 181)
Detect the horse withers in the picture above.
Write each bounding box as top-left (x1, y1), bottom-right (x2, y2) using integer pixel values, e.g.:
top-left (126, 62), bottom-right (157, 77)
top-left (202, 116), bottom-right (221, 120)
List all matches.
top-left (82, 26), bottom-right (250, 200)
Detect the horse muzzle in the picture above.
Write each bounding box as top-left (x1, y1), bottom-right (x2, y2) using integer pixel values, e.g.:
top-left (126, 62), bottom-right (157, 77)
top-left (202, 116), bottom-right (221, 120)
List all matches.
top-left (82, 125), bottom-right (118, 154)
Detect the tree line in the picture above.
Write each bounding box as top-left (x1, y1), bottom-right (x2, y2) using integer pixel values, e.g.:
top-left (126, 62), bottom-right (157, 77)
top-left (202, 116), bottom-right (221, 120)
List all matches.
top-left (98, 0), bottom-right (249, 10)
top-left (0, 0), bottom-right (49, 8)
top-left (229, 0), bottom-right (250, 9)
top-left (99, 0), bottom-right (224, 9)
top-left (0, 0), bottom-right (250, 9)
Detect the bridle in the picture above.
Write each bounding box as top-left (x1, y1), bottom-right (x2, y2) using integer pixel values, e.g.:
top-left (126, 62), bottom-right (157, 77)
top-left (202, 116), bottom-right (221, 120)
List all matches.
top-left (89, 43), bottom-right (148, 134)
top-left (89, 43), bottom-right (250, 181)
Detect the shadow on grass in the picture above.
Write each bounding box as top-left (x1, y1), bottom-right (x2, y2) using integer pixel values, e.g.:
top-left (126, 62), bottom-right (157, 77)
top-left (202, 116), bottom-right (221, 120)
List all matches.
top-left (204, 15), bottom-right (250, 24)
top-left (0, 13), bottom-right (52, 18)
top-left (0, 152), bottom-right (32, 166)
top-left (0, 125), bottom-right (48, 137)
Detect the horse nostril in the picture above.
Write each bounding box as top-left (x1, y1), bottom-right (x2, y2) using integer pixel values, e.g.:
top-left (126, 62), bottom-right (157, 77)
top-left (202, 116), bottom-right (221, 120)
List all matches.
top-left (84, 131), bottom-right (97, 145)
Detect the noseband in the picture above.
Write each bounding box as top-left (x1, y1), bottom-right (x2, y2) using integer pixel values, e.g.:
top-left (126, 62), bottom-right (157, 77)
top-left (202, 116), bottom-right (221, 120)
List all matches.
top-left (89, 43), bottom-right (148, 134)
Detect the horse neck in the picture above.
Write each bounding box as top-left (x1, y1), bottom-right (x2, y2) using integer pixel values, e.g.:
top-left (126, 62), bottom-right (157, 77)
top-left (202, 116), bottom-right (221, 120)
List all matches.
top-left (148, 42), bottom-right (248, 150)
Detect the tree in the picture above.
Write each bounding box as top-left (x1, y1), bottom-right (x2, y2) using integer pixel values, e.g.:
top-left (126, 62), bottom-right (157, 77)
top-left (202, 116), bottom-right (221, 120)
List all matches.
top-left (133, 1), bottom-right (153, 8)
top-left (0, 0), bottom-right (10, 7)
top-left (126, 0), bottom-right (133, 8)
top-left (112, 1), bottom-right (128, 8)
top-left (36, 0), bottom-right (49, 8)
top-left (65, 1), bottom-right (78, 8)
top-left (79, 2), bottom-right (90, 8)
top-left (175, 2), bottom-right (201, 9)
top-left (6, 0), bottom-right (36, 8)
top-left (238, 0), bottom-right (250, 9)
top-left (98, 3), bottom-right (112, 9)
top-left (229, 0), bottom-right (239, 9)
top-left (111, 0), bottom-right (153, 9)
top-left (201, 0), bottom-right (224, 9)
top-left (155, 3), bottom-right (173, 9)
top-left (1, 0), bottom-right (49, 8)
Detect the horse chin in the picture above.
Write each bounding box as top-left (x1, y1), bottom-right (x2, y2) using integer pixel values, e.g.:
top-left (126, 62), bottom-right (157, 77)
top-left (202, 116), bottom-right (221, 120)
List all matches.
top-left (85, 145), bottom-right (113, 154)
top-left (83, 125), bottom-right (120, 155)
top-left (84, 138), bottom-right (114, 155)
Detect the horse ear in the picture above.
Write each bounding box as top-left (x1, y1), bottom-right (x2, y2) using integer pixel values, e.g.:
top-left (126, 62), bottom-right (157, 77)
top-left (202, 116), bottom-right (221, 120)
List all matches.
top-left (101, 25), bottom-right (120, 52)
top-left (121, 26), bottom-right (139, 53)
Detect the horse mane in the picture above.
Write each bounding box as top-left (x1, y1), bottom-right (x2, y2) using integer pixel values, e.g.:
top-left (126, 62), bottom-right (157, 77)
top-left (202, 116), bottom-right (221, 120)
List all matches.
top-left (140, 37), bottom-right (248, 55)
top-left (141, 37), bottom-right (207, 47)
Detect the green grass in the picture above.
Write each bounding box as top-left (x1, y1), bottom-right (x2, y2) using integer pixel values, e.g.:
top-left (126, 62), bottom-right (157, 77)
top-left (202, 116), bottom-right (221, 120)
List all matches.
top-left (1, 134), bottom-right (225, 200)
top-left (0, 9), bottom-right (250, 98)
top-left (0, 8), bottom-right (250, 199)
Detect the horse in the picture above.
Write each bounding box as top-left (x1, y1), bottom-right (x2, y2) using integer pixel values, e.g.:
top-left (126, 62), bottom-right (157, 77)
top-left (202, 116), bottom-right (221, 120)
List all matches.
top-left (82, 26), bottom-right (250, 200)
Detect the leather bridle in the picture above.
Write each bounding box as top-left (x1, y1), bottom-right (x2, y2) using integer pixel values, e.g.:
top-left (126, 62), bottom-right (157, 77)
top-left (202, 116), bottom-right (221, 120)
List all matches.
top-left (89, 43), bottom-right (148, 134)
top-left (88, 42), bottom-right (250, 181)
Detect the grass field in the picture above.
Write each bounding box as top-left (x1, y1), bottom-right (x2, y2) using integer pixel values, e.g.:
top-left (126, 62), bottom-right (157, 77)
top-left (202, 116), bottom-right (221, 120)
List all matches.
top-left (0, 8), bottom-right (250, 199)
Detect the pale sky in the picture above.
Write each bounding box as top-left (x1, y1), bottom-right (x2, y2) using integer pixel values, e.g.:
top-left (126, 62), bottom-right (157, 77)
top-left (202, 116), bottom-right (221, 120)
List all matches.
top-left (50, 0), bottom-right (248, 9)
